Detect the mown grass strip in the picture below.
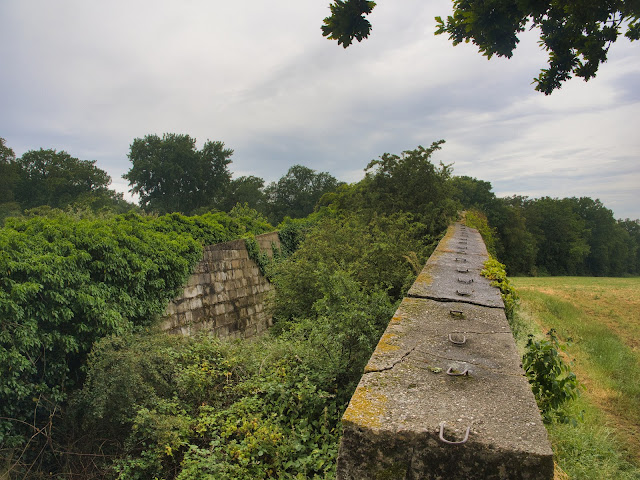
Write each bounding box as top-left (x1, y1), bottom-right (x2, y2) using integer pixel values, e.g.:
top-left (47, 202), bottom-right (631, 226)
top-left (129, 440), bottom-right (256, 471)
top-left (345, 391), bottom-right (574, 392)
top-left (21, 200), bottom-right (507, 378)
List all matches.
top-left (512, 277), bottom-right (640, 479)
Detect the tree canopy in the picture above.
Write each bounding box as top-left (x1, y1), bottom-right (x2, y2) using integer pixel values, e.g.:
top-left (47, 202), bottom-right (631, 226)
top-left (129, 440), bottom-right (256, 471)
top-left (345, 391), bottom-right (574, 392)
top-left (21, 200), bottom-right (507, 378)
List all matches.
top-left (323, 0), bottom-right (639, 93)
top-left (15, 148), bottom-right (112, 210)
top-left (220, 175), bottom-right (266, 213)
top-left (0, 138), bottom-right (18, 205)
top-left (321, 0), bottom-right (376, 47)
top-left (123, 134), bottom-right (233, 215)
top-left (264, 165), bottom-right (342, 224)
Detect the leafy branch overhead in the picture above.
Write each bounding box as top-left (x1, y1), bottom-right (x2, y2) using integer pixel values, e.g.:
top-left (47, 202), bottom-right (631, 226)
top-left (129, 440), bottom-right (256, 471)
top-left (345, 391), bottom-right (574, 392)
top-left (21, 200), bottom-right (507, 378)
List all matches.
top-left (322, 0), bottom-right (376, 47)
top-left (324, 0), bottom-right (639, 94)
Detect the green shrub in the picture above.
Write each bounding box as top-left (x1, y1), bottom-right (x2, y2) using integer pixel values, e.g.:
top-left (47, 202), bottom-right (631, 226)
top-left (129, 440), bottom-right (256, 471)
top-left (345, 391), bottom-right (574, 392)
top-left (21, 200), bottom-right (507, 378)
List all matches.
top-left (464, 209), bottom-right (497, 257)
top-left (271, 212), bottom-right (431, 325)
top-left (523, 330), bottom-right (581, 424)
top-left (68, 330), bottom-right (343, 479)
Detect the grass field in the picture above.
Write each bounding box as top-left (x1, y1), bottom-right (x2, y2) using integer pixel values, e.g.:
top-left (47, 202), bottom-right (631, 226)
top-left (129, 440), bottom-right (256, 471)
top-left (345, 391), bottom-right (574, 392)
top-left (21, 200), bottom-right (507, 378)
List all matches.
top-left (511, 277), bottom-right (640, 479)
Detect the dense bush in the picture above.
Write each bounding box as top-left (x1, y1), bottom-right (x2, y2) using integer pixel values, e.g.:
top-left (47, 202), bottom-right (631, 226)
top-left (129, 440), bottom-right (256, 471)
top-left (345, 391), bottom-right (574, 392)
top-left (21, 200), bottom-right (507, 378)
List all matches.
top-left (0, 210), bottom-right (273, 474)
top-left (480, 256), bottom-right (519, 323)
top-left (65, 326), bottom-right (345, 478)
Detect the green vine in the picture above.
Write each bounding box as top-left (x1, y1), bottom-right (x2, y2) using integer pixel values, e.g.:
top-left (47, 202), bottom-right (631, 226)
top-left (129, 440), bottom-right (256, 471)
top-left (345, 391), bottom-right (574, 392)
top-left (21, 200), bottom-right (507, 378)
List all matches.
top-left (244, 235), bottom-right (282, 281)
top-left (244, 235), bottom-right (270, 278)
top-left (464, 209), bottom-right (497, 257)
top-left (480, 256), bottom-right (518, 323)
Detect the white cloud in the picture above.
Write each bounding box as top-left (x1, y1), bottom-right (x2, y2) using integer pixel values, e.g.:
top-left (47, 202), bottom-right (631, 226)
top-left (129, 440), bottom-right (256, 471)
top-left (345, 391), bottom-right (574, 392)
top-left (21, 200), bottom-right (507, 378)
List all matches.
top-left (1, 0), bottom-right (638, 219)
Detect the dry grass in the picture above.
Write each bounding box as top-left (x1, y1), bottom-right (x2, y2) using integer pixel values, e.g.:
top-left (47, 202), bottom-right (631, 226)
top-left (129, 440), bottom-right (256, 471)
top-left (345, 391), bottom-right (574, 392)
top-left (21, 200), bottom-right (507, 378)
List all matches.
top-left (512, 277), bottom-right (640, 477)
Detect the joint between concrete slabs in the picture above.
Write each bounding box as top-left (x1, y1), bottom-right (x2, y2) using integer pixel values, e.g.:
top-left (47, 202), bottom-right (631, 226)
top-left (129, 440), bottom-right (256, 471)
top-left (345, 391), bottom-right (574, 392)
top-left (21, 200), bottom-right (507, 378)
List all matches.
top-left (406, 293), bottom-right (505, 310)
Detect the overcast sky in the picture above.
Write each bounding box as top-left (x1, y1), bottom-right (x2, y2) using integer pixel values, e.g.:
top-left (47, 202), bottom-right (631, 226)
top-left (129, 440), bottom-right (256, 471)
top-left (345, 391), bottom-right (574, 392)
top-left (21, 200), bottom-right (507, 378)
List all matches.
top-left (1, 1), bottom-right (639, 219)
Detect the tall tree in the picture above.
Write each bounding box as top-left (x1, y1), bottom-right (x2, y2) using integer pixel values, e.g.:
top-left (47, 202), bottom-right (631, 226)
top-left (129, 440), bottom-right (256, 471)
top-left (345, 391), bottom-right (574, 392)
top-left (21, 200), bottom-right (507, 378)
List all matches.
top-left (523, 197), bottom-right (591, 275)
top-left (618, 218), bottom-right (640, 274)
top-left (221, 175), bottom-right (266, 213)
top-left (450, 175), bottom-right (496, 211)
top-left (15, 149), bottom-right (111, 210)
top-left (123, 134), bottom-right (233, 214)
top-left (572, 197), bottom-right (630, 276)
top-left (323, 0), bottom-right (639, 93)
top-left (264, 165), bottom-right (341, 224)
top-left (363, 141), bottom-right (456, 233)
top-left (488, 196), bottom-right (538, 276)
top-left (0, 137), bottom-right (18, 204)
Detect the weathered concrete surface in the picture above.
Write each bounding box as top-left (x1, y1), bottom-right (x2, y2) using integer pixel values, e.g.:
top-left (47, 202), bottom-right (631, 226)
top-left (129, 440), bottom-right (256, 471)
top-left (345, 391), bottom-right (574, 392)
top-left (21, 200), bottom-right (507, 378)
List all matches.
top-left (160, 231), bottom-right (280, 339)
top-left (337, 224), bottom-right (553, 479)
top-left (408, 223), bottom-right (503, 308)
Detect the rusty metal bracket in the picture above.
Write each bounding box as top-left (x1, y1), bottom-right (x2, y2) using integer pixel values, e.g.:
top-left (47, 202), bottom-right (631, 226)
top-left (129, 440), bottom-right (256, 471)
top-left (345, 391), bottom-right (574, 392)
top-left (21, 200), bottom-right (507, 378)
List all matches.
top-left (448, 333), bottom-right (467, 345)
top-left (446, 366), bottom-right (470, 376)
top-left (439, 422), bottom-right (471, 445)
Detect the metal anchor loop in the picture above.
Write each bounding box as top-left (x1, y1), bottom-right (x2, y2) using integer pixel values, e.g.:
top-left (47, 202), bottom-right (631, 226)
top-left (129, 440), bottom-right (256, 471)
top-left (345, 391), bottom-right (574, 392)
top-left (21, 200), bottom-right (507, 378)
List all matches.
top-left (457, 277), bottom-right (474, 284)
top-left (448, 333), bottom-right (467, 345)
top-left (449, 310), bottom-right (465, 318)
top-left (446, 366), bottom-right (470, 376)
top-left (456, 289), bottom-right (472, 296)
top-left (455, 258), bottom-right (467, 263)
top-left (439, 422), bottom-right (471, 445)
top-left (456, 268), bottom-right (469, 273)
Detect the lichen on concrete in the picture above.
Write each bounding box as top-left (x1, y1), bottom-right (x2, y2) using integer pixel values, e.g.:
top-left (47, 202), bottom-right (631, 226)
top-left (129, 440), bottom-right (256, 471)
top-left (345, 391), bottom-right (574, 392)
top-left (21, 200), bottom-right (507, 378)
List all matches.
top-left (342, 386), bottom-right (388, 430)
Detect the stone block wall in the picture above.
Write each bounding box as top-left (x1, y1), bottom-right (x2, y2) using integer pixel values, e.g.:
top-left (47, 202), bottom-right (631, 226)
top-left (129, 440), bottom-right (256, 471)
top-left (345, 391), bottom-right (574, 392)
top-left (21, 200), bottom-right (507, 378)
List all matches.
top-left (160, 231), bottom-right (280, 339)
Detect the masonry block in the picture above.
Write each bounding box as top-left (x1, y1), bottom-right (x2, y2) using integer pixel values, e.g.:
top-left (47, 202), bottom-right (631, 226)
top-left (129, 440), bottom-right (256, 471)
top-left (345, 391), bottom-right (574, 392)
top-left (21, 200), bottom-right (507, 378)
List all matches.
top-left (162, 231), bottom-right (281, 340)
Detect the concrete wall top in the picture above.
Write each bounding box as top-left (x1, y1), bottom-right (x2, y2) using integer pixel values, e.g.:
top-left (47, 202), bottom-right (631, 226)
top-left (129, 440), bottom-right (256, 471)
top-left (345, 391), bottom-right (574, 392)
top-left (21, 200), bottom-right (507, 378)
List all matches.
top-left (336, 223), bottom-right (553, 480)
top-left (408, 223), bottom-right (504, 308)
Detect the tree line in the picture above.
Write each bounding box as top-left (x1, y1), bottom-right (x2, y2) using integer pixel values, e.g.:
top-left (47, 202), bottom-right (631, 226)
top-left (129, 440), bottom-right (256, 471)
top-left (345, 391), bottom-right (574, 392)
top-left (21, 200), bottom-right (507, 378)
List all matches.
top-left (451, 176), bottom-right (640, 277)
top-left (3, 135), bottom-right (639, 277)
top-left (0, 135), bottom-right (342, 226)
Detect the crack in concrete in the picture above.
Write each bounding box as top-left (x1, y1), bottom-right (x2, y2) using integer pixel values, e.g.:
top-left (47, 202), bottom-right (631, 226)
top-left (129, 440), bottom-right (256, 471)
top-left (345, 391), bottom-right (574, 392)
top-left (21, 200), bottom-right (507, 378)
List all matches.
top-left (363, 346), bottom-right (417, 374)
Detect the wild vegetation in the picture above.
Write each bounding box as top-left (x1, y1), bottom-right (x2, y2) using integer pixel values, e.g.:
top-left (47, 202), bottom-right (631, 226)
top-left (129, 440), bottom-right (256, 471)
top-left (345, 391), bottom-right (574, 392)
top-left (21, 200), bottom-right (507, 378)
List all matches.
top-left (1, 133), bottom-right (639, 478)
top-left (0, 140), bottom-right (454, 477)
